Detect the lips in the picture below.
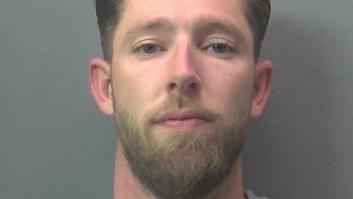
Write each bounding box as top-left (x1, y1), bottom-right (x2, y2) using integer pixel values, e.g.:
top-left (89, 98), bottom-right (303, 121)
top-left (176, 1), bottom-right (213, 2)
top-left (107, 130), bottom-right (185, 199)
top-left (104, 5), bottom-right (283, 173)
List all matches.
top-left (153, 109), bottom-right (214, 129)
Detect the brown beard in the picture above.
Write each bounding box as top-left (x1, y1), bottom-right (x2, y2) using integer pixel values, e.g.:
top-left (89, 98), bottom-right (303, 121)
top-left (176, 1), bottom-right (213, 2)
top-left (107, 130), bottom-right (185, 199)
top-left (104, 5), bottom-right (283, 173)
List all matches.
top-left (113, 94), bottom-right (250, 199)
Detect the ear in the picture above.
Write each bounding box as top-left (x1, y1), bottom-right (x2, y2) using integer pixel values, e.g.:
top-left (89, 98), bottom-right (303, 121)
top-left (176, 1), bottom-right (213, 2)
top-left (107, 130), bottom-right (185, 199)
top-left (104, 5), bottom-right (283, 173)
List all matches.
top-left (250, 60), bottom-right (273, 118)
top-left (89, 57), bottom-right (114, 116)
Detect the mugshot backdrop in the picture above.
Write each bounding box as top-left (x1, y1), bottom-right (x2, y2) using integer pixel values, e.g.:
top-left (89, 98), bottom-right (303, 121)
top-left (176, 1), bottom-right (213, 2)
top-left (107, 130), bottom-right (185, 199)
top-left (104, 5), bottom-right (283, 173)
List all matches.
top-left (1, 0), bottom-right (352, 198)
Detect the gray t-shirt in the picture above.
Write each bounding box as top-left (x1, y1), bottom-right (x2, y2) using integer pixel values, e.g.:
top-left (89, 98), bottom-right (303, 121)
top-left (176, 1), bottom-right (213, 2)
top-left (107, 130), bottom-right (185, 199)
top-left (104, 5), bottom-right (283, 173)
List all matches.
top-left (245, 190), bottom-right (269, 199)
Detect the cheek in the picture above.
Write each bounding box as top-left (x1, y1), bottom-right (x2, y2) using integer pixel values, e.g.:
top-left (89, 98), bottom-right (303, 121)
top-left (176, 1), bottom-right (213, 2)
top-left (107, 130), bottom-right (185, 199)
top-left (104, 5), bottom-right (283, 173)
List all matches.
top-left (111, 60), bottom-right (166, 114)
top-left (201, 64), bottom-right (254, 115)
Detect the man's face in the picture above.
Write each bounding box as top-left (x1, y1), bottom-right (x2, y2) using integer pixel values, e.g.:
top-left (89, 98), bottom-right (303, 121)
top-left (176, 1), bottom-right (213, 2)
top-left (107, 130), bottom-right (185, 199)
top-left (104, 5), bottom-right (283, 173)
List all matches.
top-left (90, 0), bottom-right (272, 198)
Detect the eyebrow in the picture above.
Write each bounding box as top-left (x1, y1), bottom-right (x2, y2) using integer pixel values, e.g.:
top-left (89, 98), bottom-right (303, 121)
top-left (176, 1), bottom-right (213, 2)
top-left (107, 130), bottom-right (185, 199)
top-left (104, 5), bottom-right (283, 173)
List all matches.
top-left (122, 16), bottom-right (249, 50)
top-left (192, 16), bottom-right (249, 50)
top-left (123, 18), bottom-right (176, 46)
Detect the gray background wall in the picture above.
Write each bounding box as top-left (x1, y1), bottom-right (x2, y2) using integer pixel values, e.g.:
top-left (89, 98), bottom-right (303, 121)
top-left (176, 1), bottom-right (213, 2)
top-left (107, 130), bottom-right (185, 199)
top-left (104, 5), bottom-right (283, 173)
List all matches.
top-left (1, 0), bottom-right (352, 198)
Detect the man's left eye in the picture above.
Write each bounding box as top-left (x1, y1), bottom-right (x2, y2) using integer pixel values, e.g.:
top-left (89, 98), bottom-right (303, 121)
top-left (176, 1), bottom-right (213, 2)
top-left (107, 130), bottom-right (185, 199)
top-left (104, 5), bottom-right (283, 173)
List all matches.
top-left (205, 43), bottom-right (234, 53)
top-left (209, 43), bottom-right (233, 53)
top-left (202, 42), bottom-right (235, 59)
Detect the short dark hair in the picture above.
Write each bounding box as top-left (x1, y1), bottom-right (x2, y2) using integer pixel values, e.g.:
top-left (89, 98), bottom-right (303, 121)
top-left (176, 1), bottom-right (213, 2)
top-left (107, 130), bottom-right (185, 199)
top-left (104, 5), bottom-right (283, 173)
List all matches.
top-left (95, 0), bottom-right (271, 62)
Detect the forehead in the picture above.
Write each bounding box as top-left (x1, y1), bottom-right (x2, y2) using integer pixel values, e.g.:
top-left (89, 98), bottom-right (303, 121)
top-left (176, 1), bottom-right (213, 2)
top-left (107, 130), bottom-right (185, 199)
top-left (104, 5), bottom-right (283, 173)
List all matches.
top-left (122, 0), bottom-right (246, 18)
top-left (115, 0), bottom-right (252, 41)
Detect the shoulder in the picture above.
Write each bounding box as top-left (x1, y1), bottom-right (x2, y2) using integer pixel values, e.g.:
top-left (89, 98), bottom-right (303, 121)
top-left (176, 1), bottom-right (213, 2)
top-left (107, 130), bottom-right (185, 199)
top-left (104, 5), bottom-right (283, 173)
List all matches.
top-left (245, 189), bottom-right (269, 199)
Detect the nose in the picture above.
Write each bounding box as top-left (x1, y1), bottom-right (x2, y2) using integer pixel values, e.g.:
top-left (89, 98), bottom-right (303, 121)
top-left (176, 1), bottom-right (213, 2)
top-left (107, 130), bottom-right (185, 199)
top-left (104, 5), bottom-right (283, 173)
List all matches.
top-left (167, 42), bottom-right (201, 97)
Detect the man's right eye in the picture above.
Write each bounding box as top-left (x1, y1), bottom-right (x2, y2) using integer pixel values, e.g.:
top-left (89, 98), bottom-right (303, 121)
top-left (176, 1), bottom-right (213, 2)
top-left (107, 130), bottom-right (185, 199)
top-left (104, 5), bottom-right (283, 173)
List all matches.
top-left (133, 42), bottom-right (164, 58)
top-left (139, 43), bottom-right (159, 54)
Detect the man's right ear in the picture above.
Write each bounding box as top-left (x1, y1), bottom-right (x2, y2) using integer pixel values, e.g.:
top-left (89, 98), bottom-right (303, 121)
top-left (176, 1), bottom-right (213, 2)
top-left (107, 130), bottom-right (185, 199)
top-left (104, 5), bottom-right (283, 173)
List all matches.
top-left (89, 58), bottom-right (114, 116)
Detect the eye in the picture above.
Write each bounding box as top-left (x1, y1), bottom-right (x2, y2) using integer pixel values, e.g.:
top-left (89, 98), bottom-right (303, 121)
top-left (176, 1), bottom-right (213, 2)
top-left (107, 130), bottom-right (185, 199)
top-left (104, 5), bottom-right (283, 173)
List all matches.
top-left (133, 41), bottom-right (165, 59)
top-left (209, 43), bottom-right (233, 53)
top-left (139, 43), bottom-right (159, 54)
top-left (202, 40), bottom-right (236, 59)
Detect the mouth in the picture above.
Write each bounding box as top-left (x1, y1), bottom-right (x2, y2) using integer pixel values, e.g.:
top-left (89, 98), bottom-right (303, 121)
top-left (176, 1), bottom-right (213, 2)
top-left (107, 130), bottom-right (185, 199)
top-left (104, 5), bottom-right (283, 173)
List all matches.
top-left (152, 109), bottom-right (214, 131)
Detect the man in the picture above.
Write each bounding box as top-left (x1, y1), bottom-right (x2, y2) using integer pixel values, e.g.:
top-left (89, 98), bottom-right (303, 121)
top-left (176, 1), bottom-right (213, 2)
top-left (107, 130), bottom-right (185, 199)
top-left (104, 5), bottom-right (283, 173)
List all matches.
top-left (89, 0), bottom-right (272, 198)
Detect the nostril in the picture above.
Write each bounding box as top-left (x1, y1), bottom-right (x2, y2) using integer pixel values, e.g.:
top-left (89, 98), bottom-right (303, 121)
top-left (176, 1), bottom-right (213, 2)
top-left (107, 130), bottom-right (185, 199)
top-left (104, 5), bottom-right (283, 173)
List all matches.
top-left (169, 82), bottom-right (177, 90)
top-left (189, 82), bottom-right (197, 89)
top-left (168, 78), bottom-right (199, 94)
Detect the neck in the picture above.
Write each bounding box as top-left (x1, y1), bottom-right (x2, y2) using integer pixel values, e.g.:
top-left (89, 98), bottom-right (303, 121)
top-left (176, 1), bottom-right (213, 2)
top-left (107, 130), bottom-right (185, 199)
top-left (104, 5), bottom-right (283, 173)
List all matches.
top-left (114, 140), bottom-right (245, 199)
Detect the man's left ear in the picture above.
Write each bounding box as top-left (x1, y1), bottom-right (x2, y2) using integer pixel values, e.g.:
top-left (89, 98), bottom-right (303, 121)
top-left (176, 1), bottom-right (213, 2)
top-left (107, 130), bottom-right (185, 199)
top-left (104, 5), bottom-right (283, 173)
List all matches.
top-left (250, 60), bottom-right (273, 118)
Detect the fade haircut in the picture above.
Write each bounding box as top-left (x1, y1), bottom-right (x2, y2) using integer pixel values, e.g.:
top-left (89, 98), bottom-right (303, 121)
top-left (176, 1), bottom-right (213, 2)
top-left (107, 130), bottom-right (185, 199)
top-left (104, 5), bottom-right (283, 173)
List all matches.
top-left (95, 0), bottom-right (271, 62)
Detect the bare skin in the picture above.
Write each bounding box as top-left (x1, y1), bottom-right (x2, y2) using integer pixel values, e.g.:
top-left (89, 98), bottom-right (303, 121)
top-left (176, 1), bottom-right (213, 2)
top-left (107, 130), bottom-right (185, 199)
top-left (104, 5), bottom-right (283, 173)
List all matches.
top-left (89, 0), bottom-right (272, 198)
